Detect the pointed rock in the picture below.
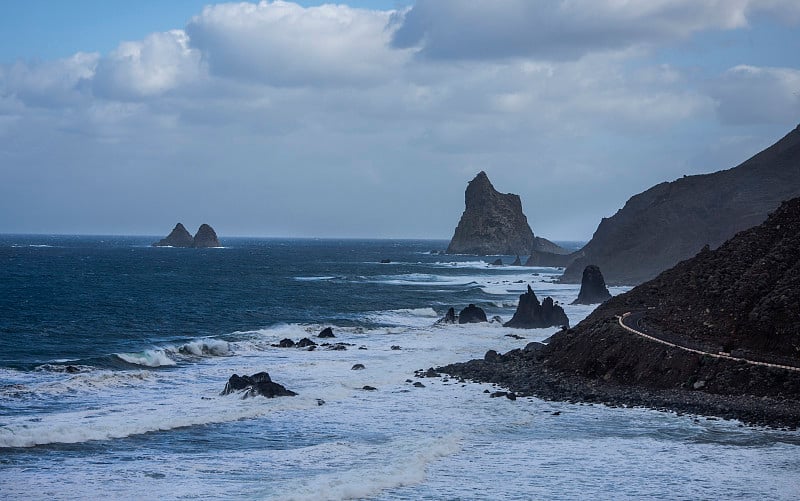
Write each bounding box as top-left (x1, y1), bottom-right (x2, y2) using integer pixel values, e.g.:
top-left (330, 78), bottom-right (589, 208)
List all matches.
top-left (153, 223), bottom-right (194, 247)
top-left (193, 224), bottom-right (221, 248)
top-left (571, 265), bottom-right (612, 305)
top-left (504, 285), bottom-right (569, 329)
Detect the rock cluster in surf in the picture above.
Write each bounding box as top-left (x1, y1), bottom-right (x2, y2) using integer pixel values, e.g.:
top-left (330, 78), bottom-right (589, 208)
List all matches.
top-left (221, 372), bottom-right (297, 398)
top-left (503, 285), bottom-right (569, 329)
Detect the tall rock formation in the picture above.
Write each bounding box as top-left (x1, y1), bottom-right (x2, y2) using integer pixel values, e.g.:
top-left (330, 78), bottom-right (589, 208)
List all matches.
top-left (153, 223), bottom-right (194, 247)
top-left (561, 124), bottom-right (800, 285)
top-left (193, 224), bottom-right (221, 248)
top-left (447, 172), bottom-right (566, 256)
top-left (503, 285), bottom-right (569, 329)
top-left (571, 265), bottom-right (612, 305)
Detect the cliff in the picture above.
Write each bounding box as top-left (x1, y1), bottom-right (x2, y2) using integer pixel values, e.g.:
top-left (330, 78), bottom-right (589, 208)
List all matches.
top-left (561, 124), bottom-right (800, 284)
top-left (447, 172), bottom-right (566, 256)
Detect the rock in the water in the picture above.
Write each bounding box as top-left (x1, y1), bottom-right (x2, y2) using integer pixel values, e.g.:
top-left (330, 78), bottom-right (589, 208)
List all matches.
top-left (193, 224), bottom-right (221, 248)
top-left (153, 223), bottom-right (194, 247)
top-left (571, 265), bottom-right (612, 305)
top-left (503, 285), bottom-right (570, 329)
top-left (351, 363), bottom-right (366, 370)
top-left (446, 172), bottom-right (536, 255)
top-left (437, 307), bottom-right (457, 324)
top-left (297, 338), bottom-right (317, 348)
top-left (458, 304), bottom-right (488, 324)
top-left (318, 327), bottom-right (335, 338)
top-left (362, 385), bottom-right (377, 391)
top-left (490, 258), bottom-right (503, 266)
top-left (413, 381), bottom-right (426, 388)
top-left (275, 338), bottom-right (295, 348)
top-left (221, 372), bottom-right (297, 398)
top-left (380, 258), bottom-right (391, 264)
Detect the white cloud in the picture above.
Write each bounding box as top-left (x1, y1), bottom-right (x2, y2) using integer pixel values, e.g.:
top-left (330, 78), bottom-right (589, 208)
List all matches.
top-left (0, 52), bottom-right (97, 108)
top-left (711, 65), bottom-right (800, 125)
top-left (92, 30), bottom-right (202, 100)
top-left (185, 0), bottom-right (408, 87)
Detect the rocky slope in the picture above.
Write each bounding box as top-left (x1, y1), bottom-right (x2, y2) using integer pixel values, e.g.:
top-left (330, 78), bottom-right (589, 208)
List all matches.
top-left (561, 124), bottom-right (800, 285)
top-left (442, 198), bottom-right (800, 426)
top-left (447, 172), bottom-right (565, 256)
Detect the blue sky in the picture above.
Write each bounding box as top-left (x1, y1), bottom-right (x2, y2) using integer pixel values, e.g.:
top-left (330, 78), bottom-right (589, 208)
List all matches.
top-left (0, 1), bottom-right (798, 239)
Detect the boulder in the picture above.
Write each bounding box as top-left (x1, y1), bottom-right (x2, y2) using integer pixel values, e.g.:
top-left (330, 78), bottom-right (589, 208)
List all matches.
top-left (571, 265), bottom-right (612, 305)
top-left (351, 363), bottom-right (366, 370)
top-left (458, 304), bottom-right (488, 324)
top-left (490, 258), bottom-right (503, 266)
top-left (484, 350), bottom-right (502, 362)
top-left (437, 307), bottom-right (457, 324)
top-left (221, 372), bottom-right (297, 398)
top-left (152, 223), bottom-right (194, 247)
top-left (503, 285), bottom-right (570, 329)
top-left (193, 224), bottom-right (221, 248)
top-left (318, 327), bottom-right (335, 338)
top-left (297, 338), bottom-right (317, 348)
top-left (275, 338), bottom-right (295, 348)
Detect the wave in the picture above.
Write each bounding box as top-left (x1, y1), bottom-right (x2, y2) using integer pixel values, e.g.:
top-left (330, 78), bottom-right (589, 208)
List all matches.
top-left (114, 349), bottom-right (176, 367)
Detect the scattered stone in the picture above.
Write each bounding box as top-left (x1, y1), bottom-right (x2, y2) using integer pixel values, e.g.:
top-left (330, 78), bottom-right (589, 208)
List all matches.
top-left (506, 392), bottom-right (517, 401)
top-left (316, 399), bottom-right (325, 406)
top-left (505, 334), bottom-right (525, 340)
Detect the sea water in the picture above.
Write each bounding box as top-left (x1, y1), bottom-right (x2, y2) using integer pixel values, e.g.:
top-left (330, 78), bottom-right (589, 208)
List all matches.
top-left (1, 236), bottom-right (798, 500)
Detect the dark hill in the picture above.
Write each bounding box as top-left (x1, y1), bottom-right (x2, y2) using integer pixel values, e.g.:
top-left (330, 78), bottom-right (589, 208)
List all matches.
top-left (561, 124), bottom-right (800, 285)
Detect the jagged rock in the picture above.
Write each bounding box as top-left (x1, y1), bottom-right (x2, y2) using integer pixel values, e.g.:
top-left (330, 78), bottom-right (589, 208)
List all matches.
top-left (221, 372), bottom-right (297, 398)
top-left (503, 285), bottom-right (570, 329)
top-left (275, 338), bottom-right (295, 348)
top-left (446, 172), bottom-right (536, 255)
top-left (153, 223), bottom-right (194, 247)
top-left (561, 124), bottom-right (800, 285)
top-left (437, 307), bottom-right (457, 324)
top-left (571, 265), bottom-right (612, 305)
top-left (318, 327), bottom-right (335, 338)
top-left (297, 338), bottom-right (317, 348)
top-left (193, 224), bottom-right (221, 248)
top-left (458, 304), bottom-right (488, 324)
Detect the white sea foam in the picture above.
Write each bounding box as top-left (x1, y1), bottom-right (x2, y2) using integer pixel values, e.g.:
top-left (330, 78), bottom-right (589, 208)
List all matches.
top-left (115, 349), bottom-right (176, 367)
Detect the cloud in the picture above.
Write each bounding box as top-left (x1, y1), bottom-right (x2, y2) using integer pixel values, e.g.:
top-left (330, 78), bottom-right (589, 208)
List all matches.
top-left (391, 0), bottom-right (800, 60)
top-left (711, 65), bottom-right (800, 125)
top-left (185, 0), bottom-right (407, 87)
top-left (0, 52), bottom-right (97, 108)
top-left (92, 30), bottom-right (202, 100)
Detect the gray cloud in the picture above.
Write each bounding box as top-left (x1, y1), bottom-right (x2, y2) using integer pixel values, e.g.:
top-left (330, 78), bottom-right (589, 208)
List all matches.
top-left (711, 65), bottom-right (800, 125)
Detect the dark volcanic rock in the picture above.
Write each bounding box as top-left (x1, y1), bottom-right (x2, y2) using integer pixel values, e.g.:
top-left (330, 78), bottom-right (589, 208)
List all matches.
top-left (297, 338), bottom-right (317, 348)
top-left (221, 372), bottom-right (297, 398)
top-left (571, 265), bottom-right (612, 305)
top-left (153, 223), bottom-right (194, 247)
top-left (446, 172), bottom-right (536, 255)
top-left (380, 259), bottom-right (391, 264)
top-left (318, 327), bottom-right (335, 338)
top-left (437, 307), bottom-right (457, 324)
top-left (490, 258), bottom-right (503, 266)
top-left (458, 304), bottom-right (488, 324)
top-left (351, 363), bottom-right (366, 370)
top-left (503, 286), bottom-right (569, 329)
top-left (193, 224), bottom-right (221, 248)
top-left (561, 124), bottom-right (800, 285)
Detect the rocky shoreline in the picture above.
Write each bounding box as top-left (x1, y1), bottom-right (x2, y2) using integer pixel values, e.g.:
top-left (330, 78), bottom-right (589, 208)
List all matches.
top-left (439, 347), bottom-right (800, 429)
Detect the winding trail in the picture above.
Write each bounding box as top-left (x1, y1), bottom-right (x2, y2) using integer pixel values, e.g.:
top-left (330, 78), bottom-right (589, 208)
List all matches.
top-left (618, 311), bottom-right (800, 373)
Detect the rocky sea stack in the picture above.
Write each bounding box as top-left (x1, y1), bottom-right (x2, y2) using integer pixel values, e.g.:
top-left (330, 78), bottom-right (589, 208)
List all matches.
top-left (153, 223), bottom-right (221, 248)
top-left (503, 285), bottom-right (569, 329)
top-left (560, 124), bottom-right (800, 285)
top-left (571, 265), bottom-right (612, 305)
top-left (442, 197), bottom-right (800, 426)
top-left (447, 172), bottom-right (564, 256)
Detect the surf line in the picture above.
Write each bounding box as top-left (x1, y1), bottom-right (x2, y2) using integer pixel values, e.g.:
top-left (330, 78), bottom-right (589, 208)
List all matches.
top-left (617, 312), bottom-right (800, 373)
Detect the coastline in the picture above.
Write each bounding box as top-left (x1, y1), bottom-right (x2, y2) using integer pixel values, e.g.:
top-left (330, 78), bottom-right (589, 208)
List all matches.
top-left (439, 347), bottom-right (800, 429)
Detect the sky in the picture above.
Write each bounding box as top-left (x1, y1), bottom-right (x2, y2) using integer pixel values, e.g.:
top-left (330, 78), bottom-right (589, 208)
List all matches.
top-left (1, 1), bottom-right (799, 240)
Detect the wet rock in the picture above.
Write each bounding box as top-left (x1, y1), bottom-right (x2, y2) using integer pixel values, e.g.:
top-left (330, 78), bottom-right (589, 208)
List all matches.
top-left (318, 327), bottom-right (335, 338)
top-left (351, 363), bottom-right (366, 370)
top-left (275, 338), bottom-right (295, 348)
top-left (458, 304), bottom-right (488, 324)
top-left (362, 385), bottom-right (377, 391)
top-left (221, 372), bottom-right (297, 398)
top-left (437, 307), bottom-right (457, 324)
top-left (484, 350), bottom-right (502, 362)
top-left (413, 382), bottom-right (426, 388)
top-left (391, 345), bottom-right (401, 350)
top-left (380, 259), bottom-right (391, 264)
top-left (490, 391), bottom-right (508, 398)
top-left (297, 338), bottom-right (317, 348)
top-left (571, 265), bottom-right (612, 305)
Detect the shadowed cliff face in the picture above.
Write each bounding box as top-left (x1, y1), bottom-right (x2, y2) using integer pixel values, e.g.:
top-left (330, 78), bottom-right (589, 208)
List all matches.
top-left (446, 172), bottom-right (535, 255)
top-left (562, 124), bottom-right (800, 285)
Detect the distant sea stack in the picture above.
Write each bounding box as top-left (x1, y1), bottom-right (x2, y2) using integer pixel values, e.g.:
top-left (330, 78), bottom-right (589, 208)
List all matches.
top-left (571, 265), bottom-right (612, 305)
top-left (153, 223), bottom-right (221, 248)
top-left (152, 223), bottom-right (194, 247)
top-left (447, 171), bottom-right (566, 256)
top-left (503, 285), bottom-right (569, 329)
top-left (561, 124), bottom-right (800, 285)
top-left (192, 224), bottom-right (221, 248)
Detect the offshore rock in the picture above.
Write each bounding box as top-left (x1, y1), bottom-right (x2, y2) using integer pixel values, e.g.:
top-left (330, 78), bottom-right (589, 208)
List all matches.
top-left (152, 223), bottom-right (194, 247)
top-left (221, 372), bottom-right (297, 398)
top-left (318, 327), bottom-right (335, 338)
top-left (446, 172), bottom-right (535, 255)
top-left (193, 224), bottom-right (221, 248)
top-left (503, 285), bottom-right (569, 329)
top-left (571, 265), bottom-right (612, 305)
top-left (561, 124), bottom-right (800, 285)
top-left (437, 307), bottom-right (457, 324)
top-left (459, 304), bottom-right (488, 324)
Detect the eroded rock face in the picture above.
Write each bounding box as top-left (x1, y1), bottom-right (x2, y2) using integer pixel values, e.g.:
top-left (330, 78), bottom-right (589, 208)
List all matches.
top-left (446, 172), bottom-right (536, 256)
top-left (193, 224), bottom-right (221, 248)
top-left (560, 124), bottom-right (800, 285)
top-left (503, 285), bottom-right (569, 329)
top-left (571, 265), bottom-right (612, 305)
top-left (153, 223), bottom-right (194, 247)
top-left (459, 304), bottom-right (488, 324)
top-left (221, 372), bottom-right (297, 398)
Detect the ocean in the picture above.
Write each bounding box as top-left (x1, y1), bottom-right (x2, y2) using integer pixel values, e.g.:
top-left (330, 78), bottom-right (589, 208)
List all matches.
top-left (1, 236), bottom-right (798, 500)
